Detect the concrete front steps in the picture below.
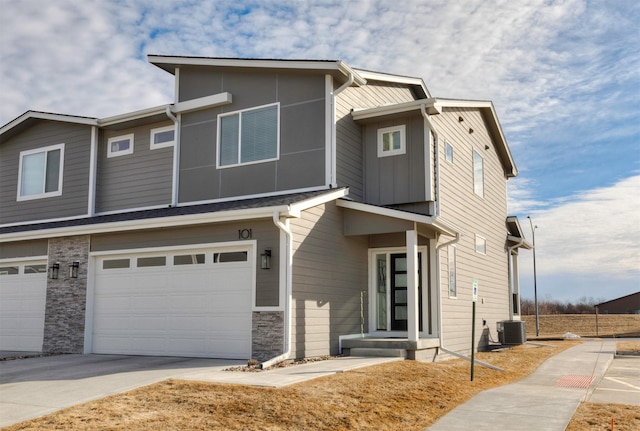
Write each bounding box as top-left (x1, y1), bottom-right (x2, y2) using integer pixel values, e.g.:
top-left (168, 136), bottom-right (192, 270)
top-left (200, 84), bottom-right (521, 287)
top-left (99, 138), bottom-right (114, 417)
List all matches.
top-left (341, 337), bottom-right (440, 361)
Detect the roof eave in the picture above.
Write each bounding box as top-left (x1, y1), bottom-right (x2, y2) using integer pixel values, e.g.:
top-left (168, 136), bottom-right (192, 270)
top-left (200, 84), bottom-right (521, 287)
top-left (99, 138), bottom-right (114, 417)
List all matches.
top-left (147, 55), bottom-right (366, 86)
top-left (1, 111), bottom-right (98, 137)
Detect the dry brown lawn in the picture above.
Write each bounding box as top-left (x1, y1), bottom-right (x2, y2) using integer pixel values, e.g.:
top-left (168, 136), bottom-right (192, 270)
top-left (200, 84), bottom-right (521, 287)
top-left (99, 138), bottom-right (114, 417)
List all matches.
top-left (522, 314), bottom-right (640, 338)
top-left (566, 403), bottom-right (640, 431)
top-left (3, 342), bottom-right (578, 431)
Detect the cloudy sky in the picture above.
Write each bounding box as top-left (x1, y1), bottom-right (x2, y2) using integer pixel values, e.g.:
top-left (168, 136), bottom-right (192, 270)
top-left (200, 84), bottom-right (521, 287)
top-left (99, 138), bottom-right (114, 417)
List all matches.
top-left (1, 0), bottom-right (638, 302)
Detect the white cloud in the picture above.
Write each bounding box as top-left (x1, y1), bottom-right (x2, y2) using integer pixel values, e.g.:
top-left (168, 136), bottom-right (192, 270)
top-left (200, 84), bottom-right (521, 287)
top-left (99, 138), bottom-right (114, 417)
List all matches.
top-left (524, 175), bottom-right (640, 277)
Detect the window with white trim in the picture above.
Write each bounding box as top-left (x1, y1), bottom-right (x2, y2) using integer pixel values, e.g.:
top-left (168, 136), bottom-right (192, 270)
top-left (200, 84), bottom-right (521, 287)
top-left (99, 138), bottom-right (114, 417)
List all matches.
top-left (17, 143), bottom-right (64, 201)
top-left (445, 141), bottom-right (454, 163)
top-left (377, 125), bottom-right (406, 157)
top-left (150, 126), bottom-right (175, 149)
top-left (475, 234), bottom-right (487, 255)
top-left (448, 245), bottom-right (457, 297)
top-left (107, 134), bottom-right (134, 158)
top-left (217, 103), bottom-right (279, 167)
top-left (473, 149), bottom-right (484, 197)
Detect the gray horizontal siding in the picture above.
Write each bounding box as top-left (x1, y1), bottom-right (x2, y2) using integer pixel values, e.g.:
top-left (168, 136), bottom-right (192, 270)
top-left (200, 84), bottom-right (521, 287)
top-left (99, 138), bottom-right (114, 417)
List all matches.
top-left (290, 201), bottom-right (368, 358)
top-left (0, 121), bottom-right (91, 224)
top-left (95, 121), bottom-right (173, 213)
top-left (434, 108), bottom-right (510, 354)
top-left (0, 239), bottom-right (48, 259)
top-left (177, 70), bottom-right (327, 203)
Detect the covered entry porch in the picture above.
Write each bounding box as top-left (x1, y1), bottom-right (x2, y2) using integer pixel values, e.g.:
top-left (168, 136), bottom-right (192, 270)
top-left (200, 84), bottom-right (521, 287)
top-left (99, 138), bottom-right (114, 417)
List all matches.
top-left (336, 200), bottom-right (458, 360)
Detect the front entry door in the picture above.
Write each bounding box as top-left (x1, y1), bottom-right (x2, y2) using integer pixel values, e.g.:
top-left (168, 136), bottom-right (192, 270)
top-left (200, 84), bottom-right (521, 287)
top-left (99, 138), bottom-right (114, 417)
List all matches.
top-left (390, 253), bottom-right (422, 331)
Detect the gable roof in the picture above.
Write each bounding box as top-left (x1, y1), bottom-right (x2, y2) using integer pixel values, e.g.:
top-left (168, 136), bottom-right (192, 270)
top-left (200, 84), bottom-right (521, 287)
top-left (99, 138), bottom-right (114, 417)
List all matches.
top-left (352, 98), bottom-right (518, 178)
top-left (0, 111), bottom-right (98, 141)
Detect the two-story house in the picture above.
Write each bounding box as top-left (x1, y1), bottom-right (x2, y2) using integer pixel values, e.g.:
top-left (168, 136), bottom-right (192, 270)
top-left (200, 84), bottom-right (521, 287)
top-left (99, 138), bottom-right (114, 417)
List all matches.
top-left (0, 56), bottom-right (530, 364)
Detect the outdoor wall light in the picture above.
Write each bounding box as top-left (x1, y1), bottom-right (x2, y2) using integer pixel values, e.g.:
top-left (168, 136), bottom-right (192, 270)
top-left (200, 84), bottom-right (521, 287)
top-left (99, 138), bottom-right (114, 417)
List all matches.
top-left (261, 249), bottom-right (271, 270)
top-left (69, 261), bottom-right (80, 278)
top-left (49, 263), bottom-right (60, 279)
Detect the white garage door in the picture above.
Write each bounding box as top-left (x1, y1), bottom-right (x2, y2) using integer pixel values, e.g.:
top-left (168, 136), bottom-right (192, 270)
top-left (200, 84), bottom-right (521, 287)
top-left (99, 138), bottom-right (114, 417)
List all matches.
top-left (92, 247), bottom-right (253, 359)
top-left (0, 260), bottom-right (47, 351)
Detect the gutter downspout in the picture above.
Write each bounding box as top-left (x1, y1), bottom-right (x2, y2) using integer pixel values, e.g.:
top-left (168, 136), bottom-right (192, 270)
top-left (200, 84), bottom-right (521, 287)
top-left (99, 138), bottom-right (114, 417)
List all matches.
top-left (165, 106), bottom-right (179, 207)
top-left (507, 238), bottom-right (525, 320)
top-left (260, 211), bottom-right (293, 369)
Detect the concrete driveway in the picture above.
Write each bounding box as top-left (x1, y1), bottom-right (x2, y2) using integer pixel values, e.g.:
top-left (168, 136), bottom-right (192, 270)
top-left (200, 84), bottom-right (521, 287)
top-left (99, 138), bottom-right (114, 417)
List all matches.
top-left (0, 354), bottom-right (243, 427)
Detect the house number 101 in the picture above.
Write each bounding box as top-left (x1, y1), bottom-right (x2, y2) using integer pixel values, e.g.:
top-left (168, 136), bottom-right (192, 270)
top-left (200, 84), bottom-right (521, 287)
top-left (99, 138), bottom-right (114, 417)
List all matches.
top-left (239, 229), bottom-right (252, 239)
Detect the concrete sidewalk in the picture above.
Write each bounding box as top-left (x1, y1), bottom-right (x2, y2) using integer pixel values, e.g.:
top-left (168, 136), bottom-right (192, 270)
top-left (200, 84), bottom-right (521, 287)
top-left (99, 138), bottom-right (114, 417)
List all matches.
top-left (0, 354), bottom-right (401, 427)
top-left (426, 339), bottom-right (619, 431)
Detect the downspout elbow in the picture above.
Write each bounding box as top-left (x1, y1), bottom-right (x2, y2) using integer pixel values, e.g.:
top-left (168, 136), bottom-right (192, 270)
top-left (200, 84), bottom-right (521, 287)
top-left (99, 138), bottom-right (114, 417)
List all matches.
top-left (334, 73), bottom-right (354, 95)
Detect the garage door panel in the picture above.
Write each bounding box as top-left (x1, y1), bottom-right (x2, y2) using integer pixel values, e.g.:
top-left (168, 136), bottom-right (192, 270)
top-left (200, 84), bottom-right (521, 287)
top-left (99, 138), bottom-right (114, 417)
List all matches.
top-left (0, 266), bottom-right (46, 352)
top-left (93, 248), bottom-right (253, 358)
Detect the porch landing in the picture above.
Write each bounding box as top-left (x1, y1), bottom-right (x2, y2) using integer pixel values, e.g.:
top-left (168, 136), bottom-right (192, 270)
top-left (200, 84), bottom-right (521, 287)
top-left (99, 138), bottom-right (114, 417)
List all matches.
top-left (340, 337), bottom-right (440, 361)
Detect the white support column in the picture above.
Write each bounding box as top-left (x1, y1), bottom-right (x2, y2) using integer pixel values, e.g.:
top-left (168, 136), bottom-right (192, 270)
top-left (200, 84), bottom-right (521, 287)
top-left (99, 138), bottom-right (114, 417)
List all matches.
top-left (429, 243), bottom-right (438, 336)
top-left (406, 229), bottom-right (419, 342)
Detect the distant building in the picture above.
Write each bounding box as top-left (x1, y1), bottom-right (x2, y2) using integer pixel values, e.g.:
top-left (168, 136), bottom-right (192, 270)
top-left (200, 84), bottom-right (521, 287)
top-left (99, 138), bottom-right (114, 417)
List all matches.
top-left (595, 292), bottom-right (640, 314)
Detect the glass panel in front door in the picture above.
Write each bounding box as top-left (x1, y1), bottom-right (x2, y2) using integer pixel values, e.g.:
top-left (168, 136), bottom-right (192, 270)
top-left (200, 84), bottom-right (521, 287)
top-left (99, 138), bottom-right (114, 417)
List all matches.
top-left (390, 253), bottom-right (422, 331)
top-left (375, 254), bottom-right (387, 330)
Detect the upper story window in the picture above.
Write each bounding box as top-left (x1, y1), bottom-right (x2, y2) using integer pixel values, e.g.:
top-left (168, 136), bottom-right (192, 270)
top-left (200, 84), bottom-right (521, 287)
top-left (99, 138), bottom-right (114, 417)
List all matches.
top-left (377, 125), bottom-right (406, 157)
top-left (17, 143), bottom-right (64, 201)
top-left (445, 141), bottom-right (454, 163)
top-left (475, 234), bottom-right (487, 255)
top-left (472, 149), bottom-right (484, 197)
top-left (107, 134), bottom-right (134, 158)
top-left (217, 103), bottom-right (279, 168)
top-left (150, 125), bottom-right (175, 149)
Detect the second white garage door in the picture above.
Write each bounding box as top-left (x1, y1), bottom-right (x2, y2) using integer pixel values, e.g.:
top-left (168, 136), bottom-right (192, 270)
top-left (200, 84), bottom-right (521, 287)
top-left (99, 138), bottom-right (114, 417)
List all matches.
top-left (92, 246), bottom-right (253, 359)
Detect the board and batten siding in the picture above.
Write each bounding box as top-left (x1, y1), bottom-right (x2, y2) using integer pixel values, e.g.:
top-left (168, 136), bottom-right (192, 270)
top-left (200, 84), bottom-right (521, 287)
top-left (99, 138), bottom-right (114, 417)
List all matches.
top-left (0, 121), bottom-right (92, 224)
top-left (177, 69), bottom-right (326, 203)
top-left (95, 122), bottom-right (174, 213)
top-left (433, 108), bottom-right (510, 354)
top-left (290, 201), bottom-right (368, 358)
top-left (362, 114), bottom-right (426, 206)
top-left (335, 81), bottom-right (417, 201)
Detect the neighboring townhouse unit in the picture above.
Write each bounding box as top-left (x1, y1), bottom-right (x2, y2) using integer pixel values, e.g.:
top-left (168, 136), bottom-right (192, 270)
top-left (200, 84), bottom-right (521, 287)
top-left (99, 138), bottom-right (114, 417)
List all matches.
top-left (0, 56), bottom-right (531, 363)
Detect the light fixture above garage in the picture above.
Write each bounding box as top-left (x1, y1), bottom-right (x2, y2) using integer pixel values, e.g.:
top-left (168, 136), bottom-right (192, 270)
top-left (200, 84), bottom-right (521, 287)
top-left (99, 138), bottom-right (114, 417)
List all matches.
top-left (261, 249), bottom-right (271, 270)
top-left (69, 261), bottom-right (80, 278)
top-left (49, 263), bottom-right (59, 279)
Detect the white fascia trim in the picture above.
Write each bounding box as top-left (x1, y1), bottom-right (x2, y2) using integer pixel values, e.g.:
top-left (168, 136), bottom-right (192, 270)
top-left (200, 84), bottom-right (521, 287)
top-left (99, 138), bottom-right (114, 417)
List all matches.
top-left (1, 112), bottom-right (97, 135)
top-left (353, 69), bottom-right (430, 97)
top-left (0, 255), bottom-right (48, 264)
top-left (98, 105), bottom-right (171, 126)
top-left (352, 98), bottom-right (442, 121)
top-left (507, 235), bottom-right (533, 249)
top-left (173, 92), bottom-right (232, 114)
top-left (287, 187), bottom-right (349, 217)
top-left (148, 56), bottom-right (366, 86)
top-left (0, 205), bottom-right (292, 243)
